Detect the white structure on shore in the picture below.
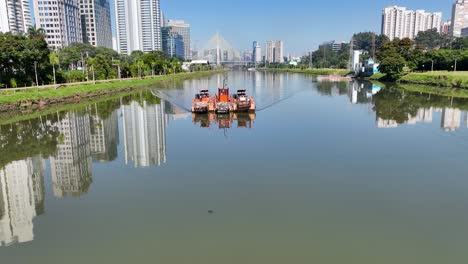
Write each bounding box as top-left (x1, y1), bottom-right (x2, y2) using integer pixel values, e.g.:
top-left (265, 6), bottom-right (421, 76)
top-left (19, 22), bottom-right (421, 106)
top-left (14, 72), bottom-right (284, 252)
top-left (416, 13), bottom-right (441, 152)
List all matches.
top-left (382, 6), bottom-right (442, 40)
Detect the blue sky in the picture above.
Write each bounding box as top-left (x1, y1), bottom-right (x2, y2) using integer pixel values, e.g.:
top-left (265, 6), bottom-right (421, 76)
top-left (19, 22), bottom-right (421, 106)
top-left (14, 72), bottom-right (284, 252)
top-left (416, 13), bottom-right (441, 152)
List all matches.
top-left (162, 0), bottom-right (452, 55)
top-left (30, 0), bottom-right (452, 55)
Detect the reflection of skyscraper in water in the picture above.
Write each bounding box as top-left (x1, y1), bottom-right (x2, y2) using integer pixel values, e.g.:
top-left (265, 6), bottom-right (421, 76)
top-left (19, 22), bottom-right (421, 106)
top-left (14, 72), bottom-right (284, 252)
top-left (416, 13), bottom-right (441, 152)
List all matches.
top-left (50, 112), bottom-right (92, 198)
top-left (0, 157), bottom-right (44, 247)
top-left (89, 107), bottom-right (119, 162)
top-left (122, 101), bottom-right (168, 168)
top-left (441, 108), bottom-right (461, 132)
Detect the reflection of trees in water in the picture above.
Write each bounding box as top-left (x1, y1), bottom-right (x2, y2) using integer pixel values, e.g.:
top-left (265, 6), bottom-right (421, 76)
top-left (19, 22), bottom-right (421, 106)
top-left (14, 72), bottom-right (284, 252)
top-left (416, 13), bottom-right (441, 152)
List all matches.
top-left (0, 116), bottom-right (61, 169)
top-left (373, 87), bottom-right (468, 124)
top-left (316, 81), bottom-right (349, 96)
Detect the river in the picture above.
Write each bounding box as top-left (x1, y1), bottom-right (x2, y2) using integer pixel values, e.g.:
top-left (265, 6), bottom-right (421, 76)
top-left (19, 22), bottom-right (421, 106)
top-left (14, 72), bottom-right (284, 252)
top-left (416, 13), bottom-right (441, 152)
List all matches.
top-left (1, 71), bottom-right (468, 263)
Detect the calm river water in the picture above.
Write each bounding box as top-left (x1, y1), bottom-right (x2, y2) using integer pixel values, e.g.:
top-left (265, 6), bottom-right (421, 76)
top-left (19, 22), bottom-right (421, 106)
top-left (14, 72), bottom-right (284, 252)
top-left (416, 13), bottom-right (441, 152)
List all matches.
top-left (1, 71), bottom-right (468, 263)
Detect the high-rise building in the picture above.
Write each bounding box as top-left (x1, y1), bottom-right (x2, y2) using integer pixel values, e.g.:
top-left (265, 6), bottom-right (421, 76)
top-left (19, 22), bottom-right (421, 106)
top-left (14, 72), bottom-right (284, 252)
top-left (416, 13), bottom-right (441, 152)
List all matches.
top-left (254, 44), bottom-right (262, 63)
top-left (122, 100), bottom-right (167, 168)
top-left (441, 20), bottom-right (452, 34)
top-left (50, 111), bottom-right (92, 198)
top-left (452, 0), bottom-right (468, 37)
top-left (0, 0), bottom-right (32, 34)
top-left (79, 0), bottom-right (112, 49)
top-left (115, 0), bottom-right (162, 55)
top-left (33, 0), bottom-right (83, 49)
top-left (381, 6), bottom-right (442, 40)
top-left (162, 20), bottom-right (191, 60)
top-left (252, 41), bottom-right (258, 63)
top-left (265, 40), bottom-right (284, 63)
top-left (162, 26), bottom-right (184, 58)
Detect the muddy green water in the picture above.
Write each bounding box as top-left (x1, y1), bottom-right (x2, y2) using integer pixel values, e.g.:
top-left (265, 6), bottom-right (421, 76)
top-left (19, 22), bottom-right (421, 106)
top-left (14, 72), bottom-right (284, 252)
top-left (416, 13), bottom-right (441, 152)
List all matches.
top-left (1, 71), bottom-right (468, 263)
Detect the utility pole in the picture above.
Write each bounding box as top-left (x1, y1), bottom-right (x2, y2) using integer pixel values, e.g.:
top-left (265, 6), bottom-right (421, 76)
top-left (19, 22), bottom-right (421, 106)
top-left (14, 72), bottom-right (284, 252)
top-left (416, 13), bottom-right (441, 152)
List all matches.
top-left (349, 37), bottom-right (354, 72)
top-left (34, 61), bottom-right (39, 87)
top-left (431, 60), bottom-right (434, 72)
top-left (309, 51), bottom-right (312, 69)
top-left (371, 33), bottom-right (376, 61)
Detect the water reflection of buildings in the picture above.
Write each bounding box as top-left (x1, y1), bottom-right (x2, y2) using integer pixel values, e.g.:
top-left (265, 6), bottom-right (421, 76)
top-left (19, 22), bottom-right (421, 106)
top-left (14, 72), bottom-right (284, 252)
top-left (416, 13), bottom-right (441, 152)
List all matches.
top-left (50, 112), bottom-right (93, 198)
top-left (122, 101), bottom-right (168, 168)
top-left (0, 157), bottom-right (44, 247)
top-left (89, 108), bottom-right (119, 162)
top-left (441, 108), bottom-right (462, 132)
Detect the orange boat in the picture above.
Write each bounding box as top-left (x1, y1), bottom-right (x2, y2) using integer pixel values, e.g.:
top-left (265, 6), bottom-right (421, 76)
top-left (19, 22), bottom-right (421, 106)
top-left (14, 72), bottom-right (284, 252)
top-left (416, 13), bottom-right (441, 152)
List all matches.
top-left (231, 89), bottom-right (256, 112)
top-left (191, 87), bottom-right (256, 113)
top-left (214, 87), bottom-right (231, 114)
top-left (191, 89), bottom-right (211, 113)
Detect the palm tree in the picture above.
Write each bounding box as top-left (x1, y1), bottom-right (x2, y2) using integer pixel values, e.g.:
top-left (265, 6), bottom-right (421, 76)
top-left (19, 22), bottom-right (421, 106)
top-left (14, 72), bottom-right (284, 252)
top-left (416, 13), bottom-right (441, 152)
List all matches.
top-left (27, 27), bottom-right (46, 40)
top-left (49, 52), bottom-right (59, 87)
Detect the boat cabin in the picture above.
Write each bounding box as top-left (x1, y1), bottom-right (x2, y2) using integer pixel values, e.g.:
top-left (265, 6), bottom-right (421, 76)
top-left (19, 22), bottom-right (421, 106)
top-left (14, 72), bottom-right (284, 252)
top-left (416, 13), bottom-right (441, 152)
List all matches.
top-left (218, 88), bottom-right (230, 102)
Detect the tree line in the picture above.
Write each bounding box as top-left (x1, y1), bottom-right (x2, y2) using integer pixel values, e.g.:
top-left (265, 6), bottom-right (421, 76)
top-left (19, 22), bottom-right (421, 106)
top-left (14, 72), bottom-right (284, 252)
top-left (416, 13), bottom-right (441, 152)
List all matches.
top-left (0, 28), bottom-right (191, 88)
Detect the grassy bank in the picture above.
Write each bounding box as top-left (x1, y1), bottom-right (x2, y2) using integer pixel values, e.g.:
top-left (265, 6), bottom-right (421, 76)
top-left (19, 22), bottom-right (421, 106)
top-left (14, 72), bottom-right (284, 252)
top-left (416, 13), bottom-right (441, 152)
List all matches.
top-left (0, 70), bottom-right (224, 105)
top-left (263, 68), bottom-right (349, 76)
top-left (398, 84), bottom-right (468, 98)
top-left (399, 71), bottom-right (468, 88)
top-left (368, 71), bottom-right (468, 89)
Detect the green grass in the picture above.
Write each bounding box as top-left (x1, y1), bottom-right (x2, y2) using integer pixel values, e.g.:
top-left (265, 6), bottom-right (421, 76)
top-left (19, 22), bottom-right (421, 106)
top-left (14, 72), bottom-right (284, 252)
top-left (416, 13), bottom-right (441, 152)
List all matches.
top-left (264, 68), bottom-right (350, 76)
top-left (0, 71), bottom-right (224, 105)
top-left (399, 71), bottom-right (468, 89)
top-left (367, 73), bottom-right (386, 81)
top-left (398, 83), bottom-right (468, 98)
top-left (0, 89), bottom-right (139, 125)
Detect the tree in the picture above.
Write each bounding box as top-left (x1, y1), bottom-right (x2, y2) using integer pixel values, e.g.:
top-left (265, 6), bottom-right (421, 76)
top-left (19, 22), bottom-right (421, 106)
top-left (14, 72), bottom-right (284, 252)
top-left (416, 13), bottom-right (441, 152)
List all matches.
top-left (49, 52), bottom-right (59, 86)
top-left (378, 53), bottom-right (406, 80)
top-left (415, 29), bottom-right (445, 50)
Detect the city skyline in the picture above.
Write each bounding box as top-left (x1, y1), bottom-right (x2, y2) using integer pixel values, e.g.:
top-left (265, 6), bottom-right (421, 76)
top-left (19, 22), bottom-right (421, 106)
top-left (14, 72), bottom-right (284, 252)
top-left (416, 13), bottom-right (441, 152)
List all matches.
top-left (16, 0), bottom-right (453, 55)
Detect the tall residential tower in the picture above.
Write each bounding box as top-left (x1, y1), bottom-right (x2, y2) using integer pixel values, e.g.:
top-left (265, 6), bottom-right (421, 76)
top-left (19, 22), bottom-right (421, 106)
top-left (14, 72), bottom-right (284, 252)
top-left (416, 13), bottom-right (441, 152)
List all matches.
top-left (79, 0), bottom-right (113, 48)
top-left (115, 0), bottom-right (162, 55)
top-left (451, 0), bottom-right (468, 37)
top-left (33, 0), bottom-right (83, 49)
top-left (265, 40), bottom-right (284, 63)
top-left (0, 0), bottom-right (32, 34)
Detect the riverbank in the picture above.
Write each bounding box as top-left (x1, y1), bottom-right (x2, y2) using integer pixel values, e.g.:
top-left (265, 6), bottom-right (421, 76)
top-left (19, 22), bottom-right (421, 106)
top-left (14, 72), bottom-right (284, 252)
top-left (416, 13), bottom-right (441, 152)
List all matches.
top-left (261, 68), bottom-right (349, 76)
top-left (368, 71), bottom-right (468, 89)
top-left (0, 70), bottom-right (224, 113)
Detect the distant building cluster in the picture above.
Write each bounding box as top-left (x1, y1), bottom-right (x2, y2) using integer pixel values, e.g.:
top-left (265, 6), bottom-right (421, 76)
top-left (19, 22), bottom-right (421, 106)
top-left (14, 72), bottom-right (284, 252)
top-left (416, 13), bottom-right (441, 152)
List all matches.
top-left (0, 0), bottom-right (194, 60)
top-left (381, 1), bottom-right (468, 40)
top-left (381, 6), bottom-right (442, 40)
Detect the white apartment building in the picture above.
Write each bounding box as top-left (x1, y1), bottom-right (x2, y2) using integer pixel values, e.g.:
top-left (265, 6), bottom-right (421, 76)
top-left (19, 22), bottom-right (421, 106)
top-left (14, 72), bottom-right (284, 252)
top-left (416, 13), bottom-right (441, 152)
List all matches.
top-left (265, 40), bottom-right (284, 63)
top-left (79, 0), bottom-right (113, 48)
top-left (115, 0), bottom-right (162, 54)
top-left (0, 0), bottom-right (32, 34)
top-left (452, 0), bottom-right (468, 37)
top-left (33, 0), bottom-right (83, 49)
top-left (382, 6), bottom-right (442, 40)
